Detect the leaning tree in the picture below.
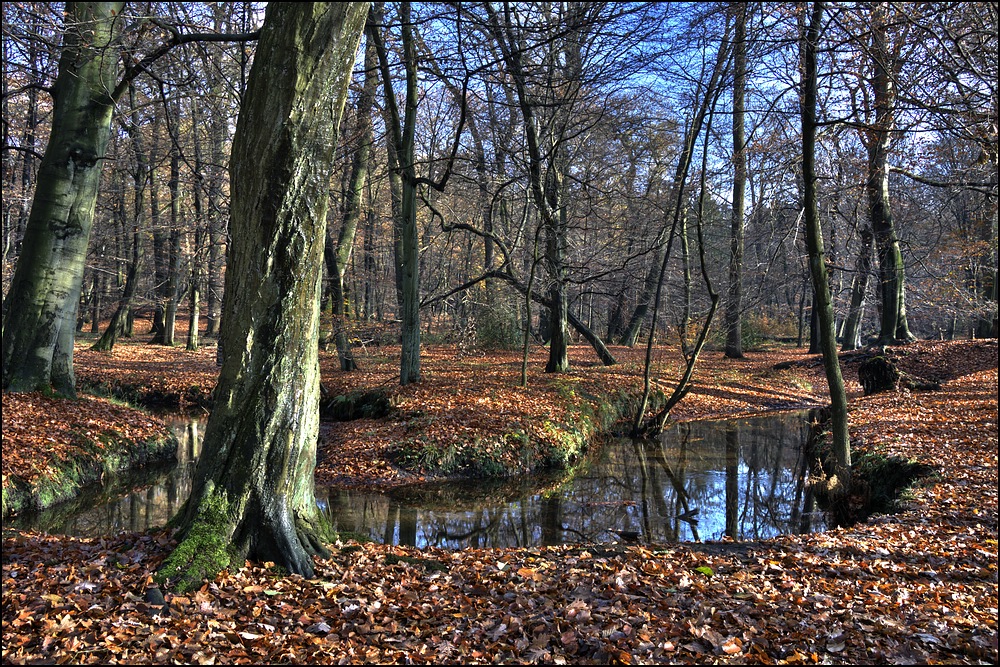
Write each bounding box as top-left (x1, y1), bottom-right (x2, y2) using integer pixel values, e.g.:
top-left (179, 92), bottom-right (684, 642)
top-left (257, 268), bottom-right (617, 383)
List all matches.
top-left (156, 2), bottom-right (368, 591)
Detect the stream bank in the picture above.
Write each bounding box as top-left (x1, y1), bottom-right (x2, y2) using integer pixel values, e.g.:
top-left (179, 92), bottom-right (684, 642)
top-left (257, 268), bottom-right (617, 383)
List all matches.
top-left (1, 392), bottom-right (177, 519)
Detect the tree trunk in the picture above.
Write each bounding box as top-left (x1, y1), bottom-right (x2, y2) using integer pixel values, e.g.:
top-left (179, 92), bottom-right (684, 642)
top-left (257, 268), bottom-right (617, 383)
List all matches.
top-left (619, 234), bottom-right (665, 347)
top-left (544, 183), bottom-right (569, 373)
top-left (159, 2), bottom-right (367, 592)
top-left (371, 1), bottom-right (421, 385)
top-left (163, 145), bottom-right (183, 346)
top-left (329, 18), bottom-right (377, 371)
top-left (203, 41), bottom-right (227, 338)
top-left (800, 1), bottom-right (850, 492)
top-left (724, 1), bottom-right (747, 359)
top-left (808, 293), bottom-right (821, 354)
top-left (867, 2), bottom-right (915, 345)
top-left (90, 270), bottom-right (103, 334)
top-left (363, 206), bottom-right (377, 319)
top-left (149, 115), bottom-right (168, 344)
top-left (841, 223), bottom-right (874, 350)
top-left (92, 224), bottom-right (141, 352)
top-left (678, 206), bottom-right (692, 358)
top-left (2, 2), bottom-right (123, 395)
top-left (187, 97), bottom-right (206, 352)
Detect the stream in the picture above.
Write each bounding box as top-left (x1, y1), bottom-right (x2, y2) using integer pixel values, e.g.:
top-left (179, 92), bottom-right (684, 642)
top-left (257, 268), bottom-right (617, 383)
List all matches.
top-left (11, 410), bottom-right (827, 547)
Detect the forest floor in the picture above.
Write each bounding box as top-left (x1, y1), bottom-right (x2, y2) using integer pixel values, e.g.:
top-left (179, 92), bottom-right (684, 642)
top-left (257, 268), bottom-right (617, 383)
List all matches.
top-left (2, 337), bottom-right (997, 664)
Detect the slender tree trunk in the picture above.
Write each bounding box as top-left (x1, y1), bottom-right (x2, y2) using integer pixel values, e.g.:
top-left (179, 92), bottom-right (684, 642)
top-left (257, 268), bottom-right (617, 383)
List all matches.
top-left (163, 146), bottom-right (182, 346)
top-left (841, 223), bottom-right (874, 350)
top-left (150, 116), bottom-right (168, 344)
top-left (90, 271), bottom-right (103, 334)
top-left (2, 2), bottom-right (123, 395)
top-left (363, 205), bottom-right (376, 319)
top-left (371, 1), bottom-right (421, 384)
top-left (482, 2), bottom-right (579, 373)
top-left (159, 1), bottom-right (367, 592)
top-left (800, 1), bottom-right (850, 491)
top-left (204, 51), bottom-right (227, 338)
top-left (867, 2), bottom-right (915, 345)
top-left (619, 231), bottom-right (665, 347)
top-left (328, 19), bottom-right (377, 371)
top-left (521, 227), bottom-right (541, 387)
top-left (93, 225), bottom-right (141, 352)
top-left (725, 1), bottom-right (747, 358)
top-left (544, 175), bottom-right (569, 373)
top-left (679, 207), bottom-right (692, 358)
top-left (634, 84), bottom-right (724, 435)
top-left (482, 269), bottom-right (616, 366)
top-left (808, 292), bottom-right (821, 354)
top-left (187, 97), bottom-right (206, 352)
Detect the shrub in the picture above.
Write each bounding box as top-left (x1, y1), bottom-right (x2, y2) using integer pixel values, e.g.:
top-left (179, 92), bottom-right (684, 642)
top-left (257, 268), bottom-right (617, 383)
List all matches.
top-left (474, 299), bottom-right (523, 350)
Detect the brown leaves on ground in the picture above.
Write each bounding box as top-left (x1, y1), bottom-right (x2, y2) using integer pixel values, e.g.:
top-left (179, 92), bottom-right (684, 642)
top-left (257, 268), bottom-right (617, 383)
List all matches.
top-left (3, 339), bottom-right (997, 664)
top-left (315, 344), bottom-right (829, 488)
top-left (74, 341), bottom-right (219, 406)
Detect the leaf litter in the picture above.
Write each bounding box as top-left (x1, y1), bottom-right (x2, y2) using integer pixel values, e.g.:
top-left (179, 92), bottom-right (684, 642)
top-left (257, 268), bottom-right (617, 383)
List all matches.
top-left (2, 339), bottom-right (997, 664)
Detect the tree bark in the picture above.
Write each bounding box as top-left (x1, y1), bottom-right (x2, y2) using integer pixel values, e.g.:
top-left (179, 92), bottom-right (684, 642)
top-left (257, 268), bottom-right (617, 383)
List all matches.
top-left (328, 15), bottom-right (377, 371)
top-left (724, 2), bottom-right (747, 359)
top-left (371, 1), bottom-right (421, 385)
top-left (800, 1), bottom-right (851, 492)
top-left (92, 224), bottom-right (141, 352)
top-left (866, 2), bottom-right (915, 345)
top-left (841, 223), bottom-right (874, 350)
top-left (163, 141), bottom-right (183, 346)
top-left (159, 2), bottom-right (367, 592)
top-left (2, 2), bottom-right (123, 395)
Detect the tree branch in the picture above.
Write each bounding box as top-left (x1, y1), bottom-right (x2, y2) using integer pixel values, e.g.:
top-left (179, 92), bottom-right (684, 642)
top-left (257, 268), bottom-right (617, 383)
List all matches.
top-left (888, 165), bottom-right (995, 194)
top-left (112, 26), bottom-right (260, 103)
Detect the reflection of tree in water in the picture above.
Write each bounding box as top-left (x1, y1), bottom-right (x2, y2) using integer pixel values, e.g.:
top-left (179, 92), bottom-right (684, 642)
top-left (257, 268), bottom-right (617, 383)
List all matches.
top-left (15, 417), bottom-right (203, 536)
top-left (312, 412), bottom-right (824, 549)
top-left (18, 412), bottom-right (825, 547)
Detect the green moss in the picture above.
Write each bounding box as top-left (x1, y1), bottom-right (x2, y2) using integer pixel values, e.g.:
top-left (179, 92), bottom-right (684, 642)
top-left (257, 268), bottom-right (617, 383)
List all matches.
top-left (320, 388), bottom-right (393, 421)
top-left (335, 530), bottom-right (374, 544)
top-left (155, 484), bottom-right (235, 593)
top-left (385, 382), bottom-right (664, 480)
top-left (850, 452), bottom-right (936, 516)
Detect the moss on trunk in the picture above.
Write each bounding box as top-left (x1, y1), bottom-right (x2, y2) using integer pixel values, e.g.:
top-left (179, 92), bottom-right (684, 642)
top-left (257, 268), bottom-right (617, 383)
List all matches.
top-left (160, 2), bottom-right (367, 592)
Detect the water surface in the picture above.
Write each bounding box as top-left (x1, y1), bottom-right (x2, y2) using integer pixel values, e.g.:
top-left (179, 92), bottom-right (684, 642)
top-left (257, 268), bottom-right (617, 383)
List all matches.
top-left (13, 410), bottom-right (827, 547)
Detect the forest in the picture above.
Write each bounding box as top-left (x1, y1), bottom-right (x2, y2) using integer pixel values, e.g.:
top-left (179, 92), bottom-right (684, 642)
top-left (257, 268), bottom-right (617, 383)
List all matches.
top-left (2, 1), bottom-right (997, 664)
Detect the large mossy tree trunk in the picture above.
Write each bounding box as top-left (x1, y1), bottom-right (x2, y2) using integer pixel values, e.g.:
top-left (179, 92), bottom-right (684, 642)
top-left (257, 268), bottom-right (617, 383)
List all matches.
top-left (800, 1), bottom-right (851, 492)
top-left (158, 2), bottom-right (367, 593)
top-left (2, 2), bottom-right (123, 395)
